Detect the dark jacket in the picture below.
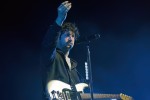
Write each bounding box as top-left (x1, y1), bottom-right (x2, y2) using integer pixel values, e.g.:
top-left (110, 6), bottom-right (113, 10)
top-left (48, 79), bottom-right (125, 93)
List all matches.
top-left (41, 22), bottom-right (81, 99)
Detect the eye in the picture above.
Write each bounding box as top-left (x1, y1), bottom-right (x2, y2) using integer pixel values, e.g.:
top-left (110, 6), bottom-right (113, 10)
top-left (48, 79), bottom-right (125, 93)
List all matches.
top-left (72, 34), bottom-right (75, 37)
top-left (65, 31), bottom-right (75, 38)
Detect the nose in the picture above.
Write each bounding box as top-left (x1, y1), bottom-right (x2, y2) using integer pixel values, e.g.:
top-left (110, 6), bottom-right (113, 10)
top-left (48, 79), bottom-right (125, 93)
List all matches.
top-left (68, 36), bottom-right (73, 41)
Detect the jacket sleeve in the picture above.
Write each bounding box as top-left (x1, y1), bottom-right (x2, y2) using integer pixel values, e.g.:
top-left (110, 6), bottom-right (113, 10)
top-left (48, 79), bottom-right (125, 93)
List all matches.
top-left (41, 22), bottom-right (61, 64)
top-left (40, 22), bottom-right (61, 98)
top-left (42, 22), bottom-right (61, 48)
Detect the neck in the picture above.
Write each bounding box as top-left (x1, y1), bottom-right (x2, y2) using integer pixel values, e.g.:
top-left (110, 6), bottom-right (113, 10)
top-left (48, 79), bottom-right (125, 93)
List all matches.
top-left (64, 50), bottom-right (70, 57)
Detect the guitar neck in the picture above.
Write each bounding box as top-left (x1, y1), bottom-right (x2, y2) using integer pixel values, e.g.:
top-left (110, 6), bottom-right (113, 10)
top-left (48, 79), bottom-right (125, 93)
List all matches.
top-left (81, 93), bottom-right (120, 100)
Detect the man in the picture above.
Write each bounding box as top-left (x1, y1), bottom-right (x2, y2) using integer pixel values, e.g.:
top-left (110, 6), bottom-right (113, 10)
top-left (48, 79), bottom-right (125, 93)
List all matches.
top-left (41, 1), bottom-right (86, 100)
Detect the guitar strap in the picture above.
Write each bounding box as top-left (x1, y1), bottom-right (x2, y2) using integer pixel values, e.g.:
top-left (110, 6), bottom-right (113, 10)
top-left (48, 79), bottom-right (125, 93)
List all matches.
top-left (62, 53), bottom-right (82, 100)
top-left (67, 70), bottom-right (82, 100)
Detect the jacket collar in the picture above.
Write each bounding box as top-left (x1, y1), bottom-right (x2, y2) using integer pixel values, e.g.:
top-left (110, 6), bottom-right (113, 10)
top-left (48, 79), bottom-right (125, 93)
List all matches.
top-left (56, 48), bottom-right (78, 70)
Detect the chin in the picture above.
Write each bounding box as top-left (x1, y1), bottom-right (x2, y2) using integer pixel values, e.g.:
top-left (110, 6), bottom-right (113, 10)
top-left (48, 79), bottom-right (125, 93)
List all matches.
top-left (66, 46), bottom-right (73, 50)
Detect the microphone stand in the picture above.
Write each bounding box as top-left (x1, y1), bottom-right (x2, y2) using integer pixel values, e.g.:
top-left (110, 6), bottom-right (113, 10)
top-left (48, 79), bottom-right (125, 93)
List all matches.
top-left (77, 33), bottom-right (100, 100)
top-left (86, 41), bottom-right (94, 100)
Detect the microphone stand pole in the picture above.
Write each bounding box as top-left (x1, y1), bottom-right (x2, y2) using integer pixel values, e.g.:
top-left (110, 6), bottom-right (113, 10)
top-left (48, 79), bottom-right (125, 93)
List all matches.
top-left (86, 41), bottom-right (94, 100)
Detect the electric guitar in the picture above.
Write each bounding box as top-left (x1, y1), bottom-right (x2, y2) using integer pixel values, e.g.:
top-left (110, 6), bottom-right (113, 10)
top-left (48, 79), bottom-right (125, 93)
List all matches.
top-left (47, 80), bottom-right (133, 100)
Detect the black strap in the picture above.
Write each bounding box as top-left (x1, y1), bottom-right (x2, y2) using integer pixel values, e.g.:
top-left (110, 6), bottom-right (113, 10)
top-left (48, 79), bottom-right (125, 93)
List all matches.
top-left (67, 70), bottom-right (82, 100)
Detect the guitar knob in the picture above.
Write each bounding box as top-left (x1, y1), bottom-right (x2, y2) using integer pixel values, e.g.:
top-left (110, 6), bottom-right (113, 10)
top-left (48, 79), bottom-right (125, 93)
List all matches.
top-left (51, 90), bottom-right (57, 99)
top-left (51, 90), bottom-right (56, 94)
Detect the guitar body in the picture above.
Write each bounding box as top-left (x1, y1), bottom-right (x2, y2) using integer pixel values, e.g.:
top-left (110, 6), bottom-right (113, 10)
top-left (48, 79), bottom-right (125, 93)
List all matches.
top-left (47, 80), bottom-right (88, 100)
top-left (47, 80), bottom-right (133, 100)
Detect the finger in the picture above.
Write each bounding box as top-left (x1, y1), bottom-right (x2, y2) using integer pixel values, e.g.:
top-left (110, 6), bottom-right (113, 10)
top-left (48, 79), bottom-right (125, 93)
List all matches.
top-left (65, 4), bottom-right (72, 12)
top-left (59, 1), bottom-right (69, 8)
top-left (64, 2), bottom-right (71, 7)
top-left (66, 3), bottom-right (72, 9)
top-left (62, 1), bottom-right (69, 5)
top-left (58, 3), bottom-right (71, 12)
top-left (63, 3), bottom-right (72, 10)
top-left (58, 1), bottom-right (70, 10)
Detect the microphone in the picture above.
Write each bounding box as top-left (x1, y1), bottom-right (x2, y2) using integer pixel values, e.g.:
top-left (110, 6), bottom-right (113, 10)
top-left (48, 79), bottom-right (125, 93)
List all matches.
top-left (76, 33), bottom-right (100, 44)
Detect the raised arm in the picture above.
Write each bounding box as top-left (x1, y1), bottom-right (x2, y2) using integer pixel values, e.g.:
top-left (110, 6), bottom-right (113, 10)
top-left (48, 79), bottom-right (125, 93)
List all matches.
top-left (41, 1), bottom-right (72, 98)
top-left (41, 1), bottom-right (72, 59)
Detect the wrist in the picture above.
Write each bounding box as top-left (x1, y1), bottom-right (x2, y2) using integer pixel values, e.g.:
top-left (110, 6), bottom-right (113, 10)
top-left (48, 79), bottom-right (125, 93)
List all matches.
top-left (55, 17), bottom-right (64, 26)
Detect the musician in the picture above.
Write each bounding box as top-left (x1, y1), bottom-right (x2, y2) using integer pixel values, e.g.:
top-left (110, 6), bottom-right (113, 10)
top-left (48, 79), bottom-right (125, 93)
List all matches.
top-left (41, 1), bottom-right (83, 100)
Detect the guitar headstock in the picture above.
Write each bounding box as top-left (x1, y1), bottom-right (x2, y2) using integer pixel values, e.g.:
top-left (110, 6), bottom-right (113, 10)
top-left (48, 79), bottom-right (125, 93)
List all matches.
top-left (120, 93), bottom-right (133, 100)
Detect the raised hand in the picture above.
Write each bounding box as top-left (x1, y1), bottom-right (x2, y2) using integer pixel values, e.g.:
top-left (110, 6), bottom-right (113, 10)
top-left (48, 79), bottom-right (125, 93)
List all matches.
top-left (56, 1), bottom-right (72, 26)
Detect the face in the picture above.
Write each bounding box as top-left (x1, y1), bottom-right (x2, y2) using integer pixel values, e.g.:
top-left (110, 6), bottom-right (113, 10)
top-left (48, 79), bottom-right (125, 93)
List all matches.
top-left (58, 30), bottom-right (75, 51)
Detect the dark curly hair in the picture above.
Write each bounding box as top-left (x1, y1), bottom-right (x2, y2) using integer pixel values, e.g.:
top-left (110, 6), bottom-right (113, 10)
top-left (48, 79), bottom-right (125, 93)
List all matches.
top-left (60, 22), bottom-right (80, 40)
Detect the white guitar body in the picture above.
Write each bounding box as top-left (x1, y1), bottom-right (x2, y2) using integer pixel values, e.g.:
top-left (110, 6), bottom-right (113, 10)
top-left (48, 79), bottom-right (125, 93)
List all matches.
top-left (47, 80), bottom-right (88, 99)
top-left (47, 80), bottom-right (133, 100)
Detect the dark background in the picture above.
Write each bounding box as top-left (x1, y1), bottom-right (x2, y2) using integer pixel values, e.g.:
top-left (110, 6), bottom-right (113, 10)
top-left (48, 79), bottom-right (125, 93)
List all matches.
top-left (1, 0), bottom-right (150, 100)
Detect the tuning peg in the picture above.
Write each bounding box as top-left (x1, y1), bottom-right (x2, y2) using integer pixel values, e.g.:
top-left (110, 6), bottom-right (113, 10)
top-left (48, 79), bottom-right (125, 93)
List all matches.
top-left (120, 93), bottom-right (133, 100)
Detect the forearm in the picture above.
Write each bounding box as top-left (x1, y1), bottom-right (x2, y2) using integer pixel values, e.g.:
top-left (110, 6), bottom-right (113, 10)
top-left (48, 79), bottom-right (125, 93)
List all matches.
top-left (41, 22), bottom-right (61, 64)
top-left (42, 22), bottom-right (61, 49)
top-left (55, 17), bottom-right (64, 26)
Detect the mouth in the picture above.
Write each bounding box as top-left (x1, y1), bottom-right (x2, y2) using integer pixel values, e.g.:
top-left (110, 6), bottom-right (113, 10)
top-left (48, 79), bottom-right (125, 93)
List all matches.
top-left (66, 42), bottom-right (74, 48)
top-left (67, 42), bottom-right (73, 45)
